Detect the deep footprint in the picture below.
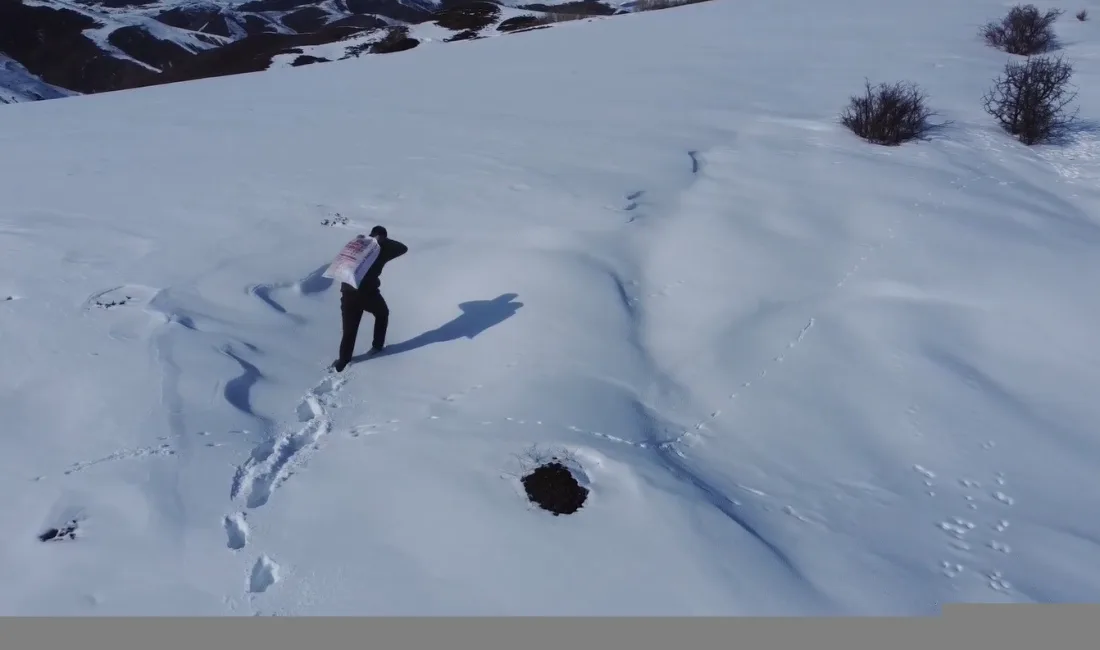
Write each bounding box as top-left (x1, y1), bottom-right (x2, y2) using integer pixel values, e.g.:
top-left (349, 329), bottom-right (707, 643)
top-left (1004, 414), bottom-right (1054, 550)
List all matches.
top-left (224, 513), bottom-right (249, 550)
top-left (249, 555), bottom-right (281, 593)
top-left (296, 395), bottom-right (323, 422)
top-left (246, 418), bottom-right (332, 509)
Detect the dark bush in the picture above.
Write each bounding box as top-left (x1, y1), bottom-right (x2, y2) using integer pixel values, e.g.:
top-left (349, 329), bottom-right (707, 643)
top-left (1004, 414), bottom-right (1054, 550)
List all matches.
top-left (518, 1), bottom-right (616, 15)
top-left (982, 55), bottom-right (1079, 145)
top-left (981, 4), bottom-right (1064, 55)
top-left (291, 54), bottom-right (328, 66)
top-left (1077, 9), bottom-right (1088, 21)
top-left (370, 27), bottom-right (419, 54)
top-left (432, 1), bottom-right (501, 31)
top-left (446, 29), bottom-right (483, 41)
top-left (498, 15), bottom-right (541, 31)
top-left (840, 80), bottom-right (937, 145)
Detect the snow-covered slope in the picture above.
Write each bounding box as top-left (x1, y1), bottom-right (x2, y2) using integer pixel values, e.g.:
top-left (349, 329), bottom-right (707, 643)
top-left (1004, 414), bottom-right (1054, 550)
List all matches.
top-left (0, 0), bottom-right (627, 102)
top-left (0, 54), bottom-right (76, 104)
top-left (3, 0), bottom-right (1100, 615)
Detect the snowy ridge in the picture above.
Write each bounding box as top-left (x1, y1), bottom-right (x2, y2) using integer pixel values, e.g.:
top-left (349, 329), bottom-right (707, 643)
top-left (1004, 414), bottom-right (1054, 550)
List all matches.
top-left (0, 55), bottom-right (76, 104)
top-left (3, 0), bottom-right (1100, 615)
top-left (2, 0), bottom-right (634, 101)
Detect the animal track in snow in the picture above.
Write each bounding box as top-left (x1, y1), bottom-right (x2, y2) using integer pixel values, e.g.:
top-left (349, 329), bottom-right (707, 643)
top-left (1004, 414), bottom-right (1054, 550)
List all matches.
top-left (442, 383), bottom-right (484, 403)
top-left (914, 465), bottom-right (936, 479)
top-left (987, 569), bottom-right (1012, 592)
top-left (928, 466), bottom-right (1015, 592)
top-left (249, 555), bottom-right (280, 593)
top-left (941, 561), bottom-right (964, 578)
top-left (31, 443), bottom-right (177, 481)
top-left (224, 513), bottom-right (249, 550)
top-left (656, 317), bottom-right (816, 455)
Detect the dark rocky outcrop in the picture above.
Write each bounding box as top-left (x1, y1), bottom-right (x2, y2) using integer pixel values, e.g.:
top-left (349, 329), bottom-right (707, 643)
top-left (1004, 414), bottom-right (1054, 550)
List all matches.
top-left (0, 3), bottom-right (155, 93)
top-left (291, 54), bottom-right (329, 66)
top-left (344, 0), bottom-right (434, 23)
top-left (327, 14), bottom-right (389, 31)
top-left (0, 0), bottom-right (654, 104)
top-left (107, 25), bottom-right (198, 71)
top-left (281, 6), bottom-right (332, 33)
top-left (369, 27), bottom-right (420, 54)
top-left (155, 5), bottom-right (237, 38)
top-left (518, 1), bottom-right (616, 16)
top-left (148, 24), bottom-right (377, 86)
top-left (432, 1), bottom-right (500, 32)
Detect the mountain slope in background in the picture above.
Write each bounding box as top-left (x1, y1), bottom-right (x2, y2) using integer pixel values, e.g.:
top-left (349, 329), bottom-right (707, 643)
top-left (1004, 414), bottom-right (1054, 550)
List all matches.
top-left (0, 0), bottom-right (633, 102)
top-left (0, 54), bottom-right (76, 104)
top-left (2, 0), bottom-right (1100, 615)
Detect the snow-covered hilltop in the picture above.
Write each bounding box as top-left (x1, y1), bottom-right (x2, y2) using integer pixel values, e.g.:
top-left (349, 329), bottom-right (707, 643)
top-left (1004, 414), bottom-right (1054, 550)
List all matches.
top-left (0, 0), bottom-right (639, 103)
top-left (2, 0), bottom-right (1100, 615)
top-left (0, 54), bottom-right (75, 104)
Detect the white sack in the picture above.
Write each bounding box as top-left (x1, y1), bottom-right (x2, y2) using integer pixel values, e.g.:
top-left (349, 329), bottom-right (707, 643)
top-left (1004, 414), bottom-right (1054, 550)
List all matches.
top-left (322, 235), bottom-right (381, 289)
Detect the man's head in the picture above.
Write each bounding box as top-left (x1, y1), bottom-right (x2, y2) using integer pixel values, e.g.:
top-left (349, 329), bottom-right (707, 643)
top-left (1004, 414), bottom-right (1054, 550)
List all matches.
top-left (370, 225), bottom-right (388, 240)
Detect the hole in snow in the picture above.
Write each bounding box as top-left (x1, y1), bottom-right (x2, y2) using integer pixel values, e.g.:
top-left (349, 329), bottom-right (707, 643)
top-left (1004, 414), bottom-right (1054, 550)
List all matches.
top-left (522, 460), bottom-right (589, 516)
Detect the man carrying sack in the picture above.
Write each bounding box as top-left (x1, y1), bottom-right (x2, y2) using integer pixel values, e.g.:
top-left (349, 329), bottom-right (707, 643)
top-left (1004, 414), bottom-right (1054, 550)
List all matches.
top-left (323, 225), bottom-right (408, 372)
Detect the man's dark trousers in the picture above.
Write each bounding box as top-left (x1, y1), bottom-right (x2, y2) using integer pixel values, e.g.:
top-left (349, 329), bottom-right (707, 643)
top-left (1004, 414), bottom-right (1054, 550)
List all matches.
top-left (338, 283), bottom-right (388, 362)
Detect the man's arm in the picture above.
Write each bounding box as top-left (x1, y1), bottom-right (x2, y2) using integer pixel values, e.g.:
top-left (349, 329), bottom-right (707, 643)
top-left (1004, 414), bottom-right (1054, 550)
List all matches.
top-left (382, 238), bottom-right (408, 262)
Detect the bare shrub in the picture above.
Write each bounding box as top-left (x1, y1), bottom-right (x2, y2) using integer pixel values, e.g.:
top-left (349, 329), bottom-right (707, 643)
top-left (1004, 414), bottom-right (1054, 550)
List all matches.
top-left (840, 80), bottom-right (938, 145)
top-left (981, 4), bottom-right (1064, 55)
top-left (982, 55), bottom-right (1079, 145)
top-left (1077, 9), bottom-right (1088, 21)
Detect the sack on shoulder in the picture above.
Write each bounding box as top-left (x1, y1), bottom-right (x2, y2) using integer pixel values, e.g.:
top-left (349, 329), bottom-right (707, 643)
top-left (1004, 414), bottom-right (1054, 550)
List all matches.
top-left (322, 235), bottom-right (381, 289)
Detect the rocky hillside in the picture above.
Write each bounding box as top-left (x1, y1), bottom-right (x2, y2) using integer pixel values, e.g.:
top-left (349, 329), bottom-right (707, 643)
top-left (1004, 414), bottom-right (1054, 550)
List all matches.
top-left (0, 0), bottom-right (644, 104)
top-left (1, 53), bottom-right (76, 104)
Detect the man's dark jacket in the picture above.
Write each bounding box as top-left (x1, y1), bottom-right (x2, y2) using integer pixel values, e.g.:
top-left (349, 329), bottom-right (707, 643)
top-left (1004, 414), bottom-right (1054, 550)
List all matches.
top-left (346, 237), bottom-right (408, 295)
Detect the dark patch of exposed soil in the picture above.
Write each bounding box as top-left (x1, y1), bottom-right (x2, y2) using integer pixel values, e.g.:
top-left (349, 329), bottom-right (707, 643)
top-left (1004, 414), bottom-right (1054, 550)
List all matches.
top-left (446, 29), bottom-right (483, 42)
top-left (432, 1), bottom-right (501, 32)
top-left (39, 519), bottom-right (80, 542)
top-left (518, 1), bottom-right (616, 16)
top-left (370, 27), bottom-right (419, 54)
top-left (498, 15), bottom-right (540, 32)
top-left (291, 54), bottom-right (329, 66)
top-left (522, 461), bottom-right (588, 515)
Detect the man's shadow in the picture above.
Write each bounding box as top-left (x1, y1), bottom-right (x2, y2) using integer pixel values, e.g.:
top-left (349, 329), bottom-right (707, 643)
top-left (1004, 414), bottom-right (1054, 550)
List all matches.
top-left (352, 293), bottom-right (523, 362)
